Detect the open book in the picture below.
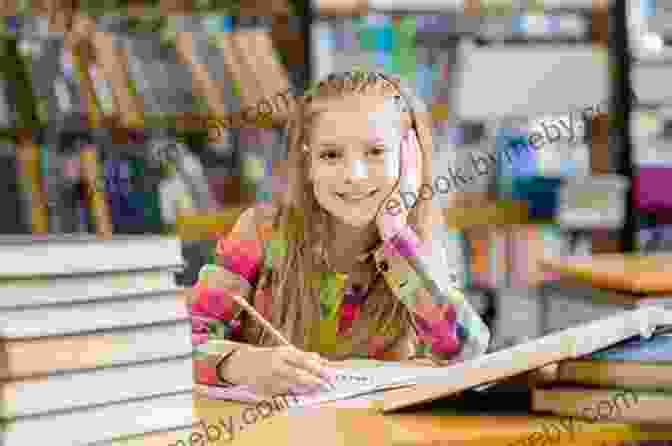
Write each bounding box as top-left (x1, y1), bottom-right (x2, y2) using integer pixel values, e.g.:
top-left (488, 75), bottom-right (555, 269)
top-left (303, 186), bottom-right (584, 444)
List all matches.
top-left (196, 307), bottom-right (672, 412)
top-left (195, 362), bottom-right (428, 408)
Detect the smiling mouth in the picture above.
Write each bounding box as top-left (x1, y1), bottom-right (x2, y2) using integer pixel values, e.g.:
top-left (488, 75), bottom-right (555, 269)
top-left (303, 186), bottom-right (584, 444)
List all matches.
top-left (336, 190), bottom-right (378, 202)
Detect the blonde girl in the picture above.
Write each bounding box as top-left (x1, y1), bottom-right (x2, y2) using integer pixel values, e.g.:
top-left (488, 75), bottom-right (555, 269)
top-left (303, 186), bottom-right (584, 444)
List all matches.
top-left (191, 70), bottom-right (490, 397)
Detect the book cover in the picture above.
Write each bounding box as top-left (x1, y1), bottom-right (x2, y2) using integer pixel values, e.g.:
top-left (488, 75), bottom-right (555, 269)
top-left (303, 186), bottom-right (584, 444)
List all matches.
top-left (589, 333), bottom-right (672, 362)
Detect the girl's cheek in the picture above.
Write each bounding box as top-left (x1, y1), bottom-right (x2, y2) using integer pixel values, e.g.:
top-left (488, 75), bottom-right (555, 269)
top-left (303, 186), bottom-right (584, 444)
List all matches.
top-left (312, 165), bottom-right (344, 187)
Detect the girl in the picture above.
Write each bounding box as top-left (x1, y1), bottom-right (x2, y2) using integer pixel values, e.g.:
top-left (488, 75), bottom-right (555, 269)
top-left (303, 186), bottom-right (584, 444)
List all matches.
top-left (190, 70), bottom-right (490, 396)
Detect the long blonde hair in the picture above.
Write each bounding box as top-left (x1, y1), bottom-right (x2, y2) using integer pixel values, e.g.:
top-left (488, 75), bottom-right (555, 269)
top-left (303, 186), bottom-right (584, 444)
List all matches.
top-left (242, 71), bottom-right (442, 355)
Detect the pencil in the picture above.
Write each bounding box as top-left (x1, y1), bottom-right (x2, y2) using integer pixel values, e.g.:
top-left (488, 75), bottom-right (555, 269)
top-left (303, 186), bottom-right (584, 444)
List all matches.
top-left (229, 292), bottom-right (338, 390)
top-left (229, 293), bottom-right (292, 347)
top-left (199, 264), bottom-right (293, 347)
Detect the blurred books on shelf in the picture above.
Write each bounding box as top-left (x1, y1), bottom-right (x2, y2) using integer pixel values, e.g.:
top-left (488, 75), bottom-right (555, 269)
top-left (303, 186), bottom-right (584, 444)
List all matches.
top-left (540, 253), bottom-right (672, 294)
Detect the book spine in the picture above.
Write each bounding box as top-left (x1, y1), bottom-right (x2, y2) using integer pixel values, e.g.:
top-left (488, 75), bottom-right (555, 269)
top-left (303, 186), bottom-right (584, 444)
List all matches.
top-left (541, 224), bottom-right (563, 281)
top-left (0, 140), bottom-right (29, 234)
top-left (467, 227), bottom-right (489, 288)
top-left (80, 145), bottom-right (113, 236)
top-left (491, 227), bottom-right (508, 289)
top-left (527, 225), bottom-right (544, 287)
top-left (460, 230), bottom-right (472, 288)
top-left (15, 137), bottom-right (49, 234)
top-left (509, 226), bottom-right (527, 288)
top-left (72, 44), bottom-right (114, 236)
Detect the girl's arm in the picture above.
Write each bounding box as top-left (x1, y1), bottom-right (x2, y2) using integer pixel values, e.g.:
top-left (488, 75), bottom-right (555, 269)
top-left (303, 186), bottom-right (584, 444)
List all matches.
top-left (190, 206), bottom-right (265, 386)
top-left (373, 223), bottom-right (491, 365)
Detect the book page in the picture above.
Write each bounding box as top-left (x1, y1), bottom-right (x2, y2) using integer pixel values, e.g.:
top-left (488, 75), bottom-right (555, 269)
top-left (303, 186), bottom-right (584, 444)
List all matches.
top-left (194, 362), bottom-right (439, 407)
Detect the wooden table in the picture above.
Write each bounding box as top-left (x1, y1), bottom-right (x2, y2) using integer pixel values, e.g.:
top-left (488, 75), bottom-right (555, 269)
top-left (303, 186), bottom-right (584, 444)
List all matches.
top-left (108, 394), bottom-right (672, 446)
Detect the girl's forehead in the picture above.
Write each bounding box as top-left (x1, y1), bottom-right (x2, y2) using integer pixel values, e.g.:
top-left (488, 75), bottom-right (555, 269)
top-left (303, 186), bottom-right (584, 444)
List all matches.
top-left (309, 95), bottom-right (409, 144)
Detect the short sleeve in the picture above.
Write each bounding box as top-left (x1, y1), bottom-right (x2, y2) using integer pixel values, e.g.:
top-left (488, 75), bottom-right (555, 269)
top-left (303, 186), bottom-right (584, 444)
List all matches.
top-left (189, 206), bottom-right (265, 385)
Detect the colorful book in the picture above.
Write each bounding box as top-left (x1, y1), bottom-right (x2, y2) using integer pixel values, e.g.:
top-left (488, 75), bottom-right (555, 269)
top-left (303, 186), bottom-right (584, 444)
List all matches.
top-left (556, 334), bottom-right (672, 391)
top-left (465, 227), bottom-right (490, 288)
top-left (0, 141), bottom-right (29, 234)
top-left (2, 36), bottom-right (49, 234)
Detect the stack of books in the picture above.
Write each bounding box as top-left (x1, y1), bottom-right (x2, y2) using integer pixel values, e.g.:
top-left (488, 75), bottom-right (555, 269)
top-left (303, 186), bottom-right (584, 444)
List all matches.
top-left (0, 235), bottom-right (196, 446)
top-left (532, 329), bottom-right (672, 424)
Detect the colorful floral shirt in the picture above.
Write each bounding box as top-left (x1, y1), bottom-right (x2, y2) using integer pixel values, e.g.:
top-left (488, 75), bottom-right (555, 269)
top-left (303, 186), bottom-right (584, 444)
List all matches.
top-left (190, 204), bottom-right (490, 386)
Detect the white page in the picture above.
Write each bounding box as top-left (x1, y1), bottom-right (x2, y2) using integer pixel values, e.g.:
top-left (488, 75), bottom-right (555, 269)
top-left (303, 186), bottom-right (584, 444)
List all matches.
top-left (194, 363), bottom-right (436, 408)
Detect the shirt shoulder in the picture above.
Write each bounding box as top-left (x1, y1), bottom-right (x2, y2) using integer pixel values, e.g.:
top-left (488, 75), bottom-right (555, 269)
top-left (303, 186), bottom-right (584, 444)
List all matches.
top-left (215, 203), bottom-right (279, 286)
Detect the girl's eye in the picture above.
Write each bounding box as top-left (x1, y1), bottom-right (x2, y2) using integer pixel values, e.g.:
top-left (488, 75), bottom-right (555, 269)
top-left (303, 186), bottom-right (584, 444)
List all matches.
top-left (369, 147), bottom-right (387, 157)
top-left (319, 150), bottom-right (342, 161)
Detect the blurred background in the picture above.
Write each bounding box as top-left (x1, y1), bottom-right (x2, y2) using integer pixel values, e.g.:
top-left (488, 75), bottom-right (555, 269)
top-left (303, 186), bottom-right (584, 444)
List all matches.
top-left (0, 0), bottom-right (670, 351)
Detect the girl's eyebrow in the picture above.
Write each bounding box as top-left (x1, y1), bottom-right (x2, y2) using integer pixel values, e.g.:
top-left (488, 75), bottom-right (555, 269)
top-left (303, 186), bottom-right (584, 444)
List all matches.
top-left (316, 142), bottom-right (344, 149)
top-left (316, 138), bottom-right (390, 147)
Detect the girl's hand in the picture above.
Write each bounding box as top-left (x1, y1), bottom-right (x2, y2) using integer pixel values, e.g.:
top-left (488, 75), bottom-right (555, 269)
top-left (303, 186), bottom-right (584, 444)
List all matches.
top-left (375, 128), bottom-right (421, 241)
top-left (221, 345), bottom-right (336, 397)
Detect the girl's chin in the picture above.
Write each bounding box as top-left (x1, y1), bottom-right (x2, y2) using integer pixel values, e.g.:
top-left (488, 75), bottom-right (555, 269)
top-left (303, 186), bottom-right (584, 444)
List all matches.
top-left (326, 208), bottom-right (377, 228)
top-left (338, 217), bottom-right (375, 228)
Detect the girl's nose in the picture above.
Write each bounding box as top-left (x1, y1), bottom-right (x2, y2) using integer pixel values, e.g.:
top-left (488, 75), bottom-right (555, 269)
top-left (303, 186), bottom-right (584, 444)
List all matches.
top-left (345, 158), bottom-right (368, 182)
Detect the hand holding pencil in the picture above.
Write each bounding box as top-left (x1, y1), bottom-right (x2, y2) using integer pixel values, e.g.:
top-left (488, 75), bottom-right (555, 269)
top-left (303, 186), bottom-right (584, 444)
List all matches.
top-left (196, 264), bottom-right (336, 395)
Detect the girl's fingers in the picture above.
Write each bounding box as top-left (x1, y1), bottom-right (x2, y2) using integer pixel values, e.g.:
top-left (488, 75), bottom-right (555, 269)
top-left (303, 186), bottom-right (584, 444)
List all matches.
top-left (308, 352), bottom-right (337, 377)
top-left (283, 350), bottom-right (334, 384)
top-left (275, 362), bottom-right (330, 391)
top-left (265, 377), bottom-right (305, 396)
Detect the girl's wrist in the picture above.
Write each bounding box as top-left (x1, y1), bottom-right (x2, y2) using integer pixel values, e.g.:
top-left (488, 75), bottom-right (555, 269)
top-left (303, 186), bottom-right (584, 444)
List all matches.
top-left (380, 224), bottom-right (421, 259)
top-left (378, 216), bottom-right (406, 242)
top-left (215, 347), bottom-right (244, 386)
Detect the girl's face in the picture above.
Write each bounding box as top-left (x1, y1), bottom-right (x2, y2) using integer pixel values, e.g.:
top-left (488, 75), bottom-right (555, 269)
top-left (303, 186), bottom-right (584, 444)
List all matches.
top-left (307, 94), bottom-right (408, 228)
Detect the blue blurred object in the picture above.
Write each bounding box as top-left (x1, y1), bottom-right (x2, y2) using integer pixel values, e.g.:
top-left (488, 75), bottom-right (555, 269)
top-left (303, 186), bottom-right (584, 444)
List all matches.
top-left (646, 0), bottom-right (658, 17)
top-left (495, 126), bottom-right (540, 198)
top-left (416, 59), bottom-right (434, 101)
top-left (6, 16), bottom-right (18, 33)
top-left (512, 176), bottom-right (564, 220)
